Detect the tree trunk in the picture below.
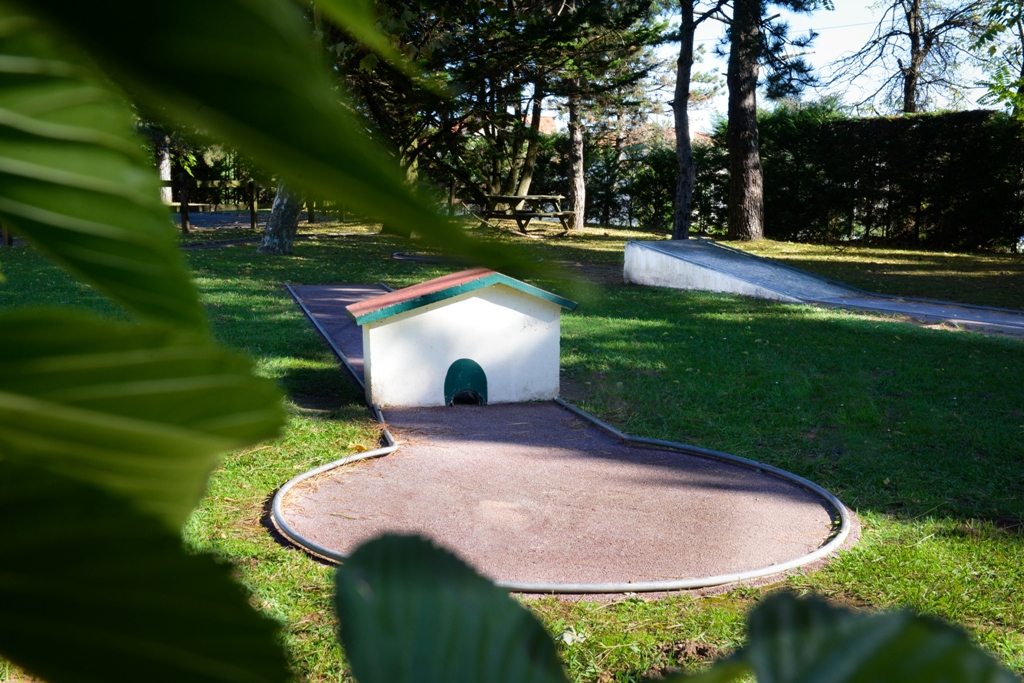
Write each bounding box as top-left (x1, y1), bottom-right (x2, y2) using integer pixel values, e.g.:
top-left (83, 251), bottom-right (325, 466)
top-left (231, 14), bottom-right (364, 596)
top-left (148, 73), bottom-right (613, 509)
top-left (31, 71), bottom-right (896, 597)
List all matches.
top-left (567, 92), bottom-right (586, 230)
top-left (726, 0), bottom-right (764, 241)
top-left (506, 98), bottom-right (526, 194)
top-left (515, 84), bottom-right (545, 198)
top-left (1015, 20), bottom-right (1024, 117)
top-left (602, 113), bottom-right (625, 226)
top-left (258, 183), bottom-right (303, 254)
top-left (157, 135), bottom-right (172, 204)
top-left (672, 0), bottom-right (697, 240)
top-left (902, 0), bottom-right (923, 113)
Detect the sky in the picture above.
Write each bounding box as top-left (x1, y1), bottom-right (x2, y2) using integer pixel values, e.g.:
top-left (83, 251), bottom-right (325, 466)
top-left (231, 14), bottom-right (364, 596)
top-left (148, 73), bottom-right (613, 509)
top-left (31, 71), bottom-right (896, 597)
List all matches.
top-left (647, 0), bottom-right (996, 134)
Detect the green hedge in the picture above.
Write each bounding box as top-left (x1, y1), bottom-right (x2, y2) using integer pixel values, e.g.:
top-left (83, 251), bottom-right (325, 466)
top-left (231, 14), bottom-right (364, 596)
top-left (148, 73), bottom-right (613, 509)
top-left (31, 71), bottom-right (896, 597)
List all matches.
top-left (524, 105), bottom-right (1024, 249)
top-left (703, 104), bottom-right (1024, 250)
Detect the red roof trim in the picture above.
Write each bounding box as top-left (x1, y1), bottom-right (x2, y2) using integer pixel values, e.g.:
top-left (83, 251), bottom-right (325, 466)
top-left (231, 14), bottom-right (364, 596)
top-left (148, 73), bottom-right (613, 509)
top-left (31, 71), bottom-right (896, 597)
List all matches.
top-left (344, 267), bottom-right (577, 325)
top-left (345, 267), bottom-right (494, 320)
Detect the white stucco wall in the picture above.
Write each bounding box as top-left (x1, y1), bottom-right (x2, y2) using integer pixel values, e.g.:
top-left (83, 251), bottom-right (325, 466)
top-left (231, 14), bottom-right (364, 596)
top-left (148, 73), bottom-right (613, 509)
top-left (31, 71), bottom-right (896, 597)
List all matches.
top-left (623, 242), bottom-right (801, 302)
top-left (363, 284), bottom-right (562, 407)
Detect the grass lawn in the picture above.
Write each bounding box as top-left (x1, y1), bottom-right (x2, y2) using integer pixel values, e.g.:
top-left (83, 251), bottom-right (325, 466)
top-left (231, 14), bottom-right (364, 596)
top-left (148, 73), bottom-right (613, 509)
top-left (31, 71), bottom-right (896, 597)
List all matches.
top-left (1, 220), bottom-right (1022, 682)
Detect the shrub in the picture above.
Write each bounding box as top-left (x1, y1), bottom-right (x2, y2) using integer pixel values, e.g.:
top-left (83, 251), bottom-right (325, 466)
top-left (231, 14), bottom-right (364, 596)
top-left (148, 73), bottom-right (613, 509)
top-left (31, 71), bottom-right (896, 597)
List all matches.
top-left (696, 102), bottom-right (1024, 250)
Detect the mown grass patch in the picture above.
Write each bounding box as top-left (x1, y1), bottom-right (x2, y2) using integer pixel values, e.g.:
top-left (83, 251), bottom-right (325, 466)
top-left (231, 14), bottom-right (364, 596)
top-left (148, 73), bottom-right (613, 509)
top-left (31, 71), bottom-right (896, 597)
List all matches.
top-left (728, 240), bottom-right (1024, 311)
top-left (551, 282), bottom-right (1024, 676)
top-left (184, 400), bottom-right (381, 683)
top-left (2, 223), bottom-right (1022, 681)
top-left (0, 244), bottom-right (125, 318)
top-left (175, 211), bottom-right (383, 246)
top-left (561, 288), bottom-right (1024, 521)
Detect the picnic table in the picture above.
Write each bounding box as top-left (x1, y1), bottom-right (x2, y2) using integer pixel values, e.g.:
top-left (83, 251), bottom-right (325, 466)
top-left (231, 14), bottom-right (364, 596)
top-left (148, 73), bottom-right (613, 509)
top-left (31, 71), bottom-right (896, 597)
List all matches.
top-left (163, 176), bottom-right (260, 235)
top-left (481, 194), bottom-right (575, 233)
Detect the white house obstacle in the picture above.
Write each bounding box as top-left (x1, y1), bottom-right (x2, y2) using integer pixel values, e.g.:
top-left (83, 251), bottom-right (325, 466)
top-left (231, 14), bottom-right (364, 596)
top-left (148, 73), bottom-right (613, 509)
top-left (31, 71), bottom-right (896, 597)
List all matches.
top-left (345, 267), bottom-right (577, 407)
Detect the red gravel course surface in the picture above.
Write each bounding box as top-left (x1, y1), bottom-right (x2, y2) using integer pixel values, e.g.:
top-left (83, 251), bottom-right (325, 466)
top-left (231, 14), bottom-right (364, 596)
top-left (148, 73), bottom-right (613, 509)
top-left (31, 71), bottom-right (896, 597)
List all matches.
top-left (289, 284), bottom-right (388, 379)
top-left (278, 401), bottom-right (838, 586)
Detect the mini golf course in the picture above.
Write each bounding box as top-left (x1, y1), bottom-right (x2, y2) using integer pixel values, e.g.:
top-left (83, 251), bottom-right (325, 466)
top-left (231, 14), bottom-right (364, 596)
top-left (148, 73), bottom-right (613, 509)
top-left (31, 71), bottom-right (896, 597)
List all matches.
top-left (272, 283), bottom-right (856, 593)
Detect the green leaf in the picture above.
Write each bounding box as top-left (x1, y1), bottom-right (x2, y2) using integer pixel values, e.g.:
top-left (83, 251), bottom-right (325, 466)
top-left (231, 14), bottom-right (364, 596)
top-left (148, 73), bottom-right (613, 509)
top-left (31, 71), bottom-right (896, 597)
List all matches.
top-left (0, 7), bottom-right (205, 329)
top-left (0, 461), bottom-right (290, 683)
top-left (0, 310), bottom-right (283, 527)
top-left (335, 534), bottom-right (568, 683)
top-left (19, 0), bottom-right (533, 272)
top-left (744, 592), bottom-right (1017, 683)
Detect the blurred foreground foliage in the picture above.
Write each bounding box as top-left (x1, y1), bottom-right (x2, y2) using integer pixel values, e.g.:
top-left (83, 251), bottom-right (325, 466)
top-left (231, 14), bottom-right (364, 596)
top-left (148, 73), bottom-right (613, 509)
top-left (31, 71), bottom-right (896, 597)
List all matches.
top-left (0, 2), bottom-right (1017, 683)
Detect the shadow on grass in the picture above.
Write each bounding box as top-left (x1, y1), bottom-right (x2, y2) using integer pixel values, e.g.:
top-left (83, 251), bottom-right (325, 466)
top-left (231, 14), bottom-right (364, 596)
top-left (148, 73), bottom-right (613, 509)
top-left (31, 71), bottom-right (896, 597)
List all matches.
top-left (561, 285), bottom-right (1024, 528)
top-left (11, 229), bottom-right (1018, 671)
top-left (174, 233), bottom-right (1024, 672)
top-left (278, 365), bottom-right (362, 411)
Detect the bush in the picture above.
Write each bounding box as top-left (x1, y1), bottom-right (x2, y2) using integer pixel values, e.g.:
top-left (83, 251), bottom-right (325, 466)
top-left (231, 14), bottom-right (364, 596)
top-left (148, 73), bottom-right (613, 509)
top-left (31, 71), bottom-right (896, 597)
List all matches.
top-left (696, 102), bottom-right (1024, 250)
top-left (621, 142), bottom-right (679, 232)
top-left (692, 136), bottom-right (729, 236)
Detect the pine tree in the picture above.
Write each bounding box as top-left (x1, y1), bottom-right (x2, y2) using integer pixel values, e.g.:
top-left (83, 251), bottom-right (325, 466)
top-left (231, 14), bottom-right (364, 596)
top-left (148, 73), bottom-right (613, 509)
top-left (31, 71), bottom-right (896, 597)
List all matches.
top-left (722, 0), bottom-right (826, 240)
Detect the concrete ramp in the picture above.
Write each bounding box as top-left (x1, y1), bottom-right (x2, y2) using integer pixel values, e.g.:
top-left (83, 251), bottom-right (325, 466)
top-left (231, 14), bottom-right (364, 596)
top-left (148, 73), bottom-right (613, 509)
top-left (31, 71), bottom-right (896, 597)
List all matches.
top-left (625, 240), bottom-right (854, 301)
top-left (624, 240), bottom-right (1024, 334)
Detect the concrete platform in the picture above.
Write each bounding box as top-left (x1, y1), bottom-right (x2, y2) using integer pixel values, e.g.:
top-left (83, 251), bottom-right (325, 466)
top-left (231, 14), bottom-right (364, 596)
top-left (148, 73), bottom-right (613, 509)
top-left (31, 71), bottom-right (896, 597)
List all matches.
top-left (624, 240), bottom-right (1024, 334)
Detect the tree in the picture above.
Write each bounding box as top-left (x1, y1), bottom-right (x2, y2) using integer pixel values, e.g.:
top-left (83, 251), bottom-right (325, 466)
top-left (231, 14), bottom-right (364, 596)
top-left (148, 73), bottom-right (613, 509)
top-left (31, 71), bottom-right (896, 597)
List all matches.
top-left (259, 183), bottom-right (305, 254)
top-left (723, 0), bottom-right (825, 240)
top-left (515, 80), bottom-right (546, 196)
top-left (622, 140), bottom-right (680, 230)
top-left (567, 89), bottom-right (587, 228)
top-left (547, 0), bottom-right (664, 229)
top-left (584, 64), bottom-right (684, 226)
top-left (258, 5), bottom-right (327, 254)
top-left (330, 0), bottom-right (661, 228)
top-left (726, 0), bottom-right (765, 239)
top-left (976, 0), bottom-right (1024, 115)
top-left (671, 0), bottom-right (728, 240)
top-left (828, 0), bottom-right (984, 113)
top-left (654, 0), bottom-right (828, 243)
top-left (330, 0), bottom-right (591, 206)
top-left (138, 121), bottom-right (189, 204)
top-left (0, 0), bottom-right (528, 672)
top-left (155, 134), bottom-right (173, 203)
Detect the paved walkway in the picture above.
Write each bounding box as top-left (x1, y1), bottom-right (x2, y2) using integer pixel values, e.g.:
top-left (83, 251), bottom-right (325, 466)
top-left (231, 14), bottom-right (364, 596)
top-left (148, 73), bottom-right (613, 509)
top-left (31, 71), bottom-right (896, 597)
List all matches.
top-left (628, 240), bottom-right (1024, 335)
top-left (281, 284), bottom-right (849, 590)
top-left (289, 284), bottom-right (388, 380)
